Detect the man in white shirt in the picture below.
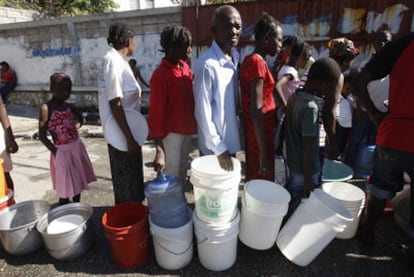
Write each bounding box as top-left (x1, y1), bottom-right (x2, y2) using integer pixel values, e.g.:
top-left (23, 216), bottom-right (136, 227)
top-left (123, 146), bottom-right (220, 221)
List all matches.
top-left (193, 5), bottom-right (242, 171)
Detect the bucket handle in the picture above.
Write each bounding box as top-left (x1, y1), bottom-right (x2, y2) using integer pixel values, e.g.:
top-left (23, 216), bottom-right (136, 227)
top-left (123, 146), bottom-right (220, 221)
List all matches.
top-left (152, 234), bottom-right (193, 255)
top-left (197, 236), bottom-right (209, 245)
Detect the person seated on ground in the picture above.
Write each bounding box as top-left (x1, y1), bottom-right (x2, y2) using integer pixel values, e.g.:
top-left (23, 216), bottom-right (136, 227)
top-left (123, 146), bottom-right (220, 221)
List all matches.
top-left (0, 61), bottom-right (17, 105)
top-left (284, 57), bottom-right (343, 215)
top-left (128, 58), bottom-right (150, 88)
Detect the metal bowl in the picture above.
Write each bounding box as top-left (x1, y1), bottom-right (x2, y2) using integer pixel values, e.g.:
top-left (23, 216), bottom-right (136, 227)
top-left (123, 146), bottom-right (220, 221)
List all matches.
top-left (36, 202), bottom-right (94, 261)
top-left (0, 200), bottom-right (51, 255)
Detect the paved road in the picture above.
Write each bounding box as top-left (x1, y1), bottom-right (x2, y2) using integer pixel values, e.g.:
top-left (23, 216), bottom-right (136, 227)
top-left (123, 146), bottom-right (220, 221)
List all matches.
top-left (0, 104), bottom-right (413, 276)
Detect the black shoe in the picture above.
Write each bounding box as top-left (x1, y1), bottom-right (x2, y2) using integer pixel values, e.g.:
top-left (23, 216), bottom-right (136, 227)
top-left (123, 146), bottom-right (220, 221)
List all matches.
top-left (356, 225), bottom-right (375, 246)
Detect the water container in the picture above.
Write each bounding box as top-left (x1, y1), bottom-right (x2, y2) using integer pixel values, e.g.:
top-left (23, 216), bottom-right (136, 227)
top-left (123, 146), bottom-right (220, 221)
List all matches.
top-left (354, 144), bottom-right (375, 178)
top-left (145, 172), bottom-right (189, 228)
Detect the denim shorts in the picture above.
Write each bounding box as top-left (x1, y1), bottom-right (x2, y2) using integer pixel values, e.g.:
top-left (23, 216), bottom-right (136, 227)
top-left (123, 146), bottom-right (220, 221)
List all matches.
top-left (367, 146), bottom-right (414, 199)
top-left (286, 171), bottom-right (320, 199)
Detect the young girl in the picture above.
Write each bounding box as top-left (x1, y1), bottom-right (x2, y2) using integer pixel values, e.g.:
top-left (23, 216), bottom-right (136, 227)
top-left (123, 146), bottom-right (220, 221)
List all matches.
top-left (240, 13), bottom-right (283, 181)
top-left (39, 73), bottom-right (96, 205)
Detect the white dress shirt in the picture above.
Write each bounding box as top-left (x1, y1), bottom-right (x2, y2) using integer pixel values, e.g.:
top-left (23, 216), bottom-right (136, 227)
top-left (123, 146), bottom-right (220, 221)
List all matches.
top-left (193, 40), bottom-right (241, 155)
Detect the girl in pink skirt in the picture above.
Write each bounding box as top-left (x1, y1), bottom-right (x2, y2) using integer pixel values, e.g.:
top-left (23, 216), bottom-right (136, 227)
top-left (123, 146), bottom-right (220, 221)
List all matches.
top-left (39, 73), bottom-right (96, 205)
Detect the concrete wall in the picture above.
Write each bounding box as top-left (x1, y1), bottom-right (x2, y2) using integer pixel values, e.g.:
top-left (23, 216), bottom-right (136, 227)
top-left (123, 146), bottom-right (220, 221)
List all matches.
top-left (0, 7), bottom-right (39, 24)
top-left (0, 7), bottom-right (182, 107)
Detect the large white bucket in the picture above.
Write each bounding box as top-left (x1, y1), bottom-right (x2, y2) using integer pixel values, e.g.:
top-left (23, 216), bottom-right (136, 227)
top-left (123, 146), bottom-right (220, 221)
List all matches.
top-left (322, 182), bottom-right (366, 239)
top-left (193, 210), bottom-right (240, 271)
top-left (239, 180), bottom-right (291, 250)
top-left (276, 189), bottom-right (352, 266)
top-left (149, 208), bottom-right (193, 270)
top-left (190, 155), bottom-right (241, 225)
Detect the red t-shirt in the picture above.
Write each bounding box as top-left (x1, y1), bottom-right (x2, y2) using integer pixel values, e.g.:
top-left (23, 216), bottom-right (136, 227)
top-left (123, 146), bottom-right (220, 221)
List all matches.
top-left (240, 53), bottom-right (276, 114)
top-left (364, 33), bottom-right (414, 153)
top-left (148, 58), bottom-right (197, 138)
top-left (1, 69), bottom-right (15, 84)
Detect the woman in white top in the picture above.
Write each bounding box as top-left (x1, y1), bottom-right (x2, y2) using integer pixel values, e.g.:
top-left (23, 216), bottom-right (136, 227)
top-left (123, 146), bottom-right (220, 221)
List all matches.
top-left (98, 22), bottom-right (145, 204)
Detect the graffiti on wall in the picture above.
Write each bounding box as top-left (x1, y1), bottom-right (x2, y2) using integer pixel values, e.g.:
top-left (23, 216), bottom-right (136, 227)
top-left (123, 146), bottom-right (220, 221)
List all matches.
top-left (32, 47), bottom-right (80, 57)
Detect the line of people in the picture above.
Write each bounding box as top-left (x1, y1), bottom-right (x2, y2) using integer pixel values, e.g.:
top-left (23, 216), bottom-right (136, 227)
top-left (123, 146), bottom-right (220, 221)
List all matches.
top-left (0, 4), bottom-right (409, 251)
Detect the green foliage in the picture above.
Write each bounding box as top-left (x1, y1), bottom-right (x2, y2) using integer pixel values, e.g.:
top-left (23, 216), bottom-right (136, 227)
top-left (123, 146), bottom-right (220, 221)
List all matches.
top-left (0, 0), bottom-right (119, 17)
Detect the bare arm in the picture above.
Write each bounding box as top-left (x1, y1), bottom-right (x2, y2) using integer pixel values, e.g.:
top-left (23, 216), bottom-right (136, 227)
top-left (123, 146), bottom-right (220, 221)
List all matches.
top-left (0, 99), bottom-right (18, 153)
top-left (109, 97), bottom-right (140, 154)
top-left (322, 74), bottom-right (343, 160)
top-left (136, 69), bottom-right (150, 88)
top-left (274, 75), bottom-right (292, 109)
top-left (38, 104), bottom-right (56, 154)
top-left (153, 137), bottom-right (166, 173)
top-left (353, 70), bottom-right (385, 125)
top-left (250, 78), bottom-right (268, 175)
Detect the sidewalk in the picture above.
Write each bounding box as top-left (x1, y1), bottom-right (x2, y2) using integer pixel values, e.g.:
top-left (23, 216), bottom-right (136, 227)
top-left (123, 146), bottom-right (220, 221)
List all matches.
top-left (1, 104), bottom-right (414, 277)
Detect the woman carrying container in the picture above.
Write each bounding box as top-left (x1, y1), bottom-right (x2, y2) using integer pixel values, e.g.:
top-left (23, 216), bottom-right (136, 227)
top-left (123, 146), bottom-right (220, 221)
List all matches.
top-left (98, 22), bottom-right (145, 204)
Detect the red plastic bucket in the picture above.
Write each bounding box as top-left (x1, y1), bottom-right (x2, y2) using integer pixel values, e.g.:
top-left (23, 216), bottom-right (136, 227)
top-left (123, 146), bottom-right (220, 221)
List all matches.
top-left (102, 202), bottom-right (149, 269)
top-left (0, 189), bottom-right (15, 211)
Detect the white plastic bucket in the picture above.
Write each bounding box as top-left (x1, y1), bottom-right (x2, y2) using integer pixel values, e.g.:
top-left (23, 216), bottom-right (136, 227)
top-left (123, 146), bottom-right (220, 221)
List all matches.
top-left (239, 180), bottom-right (291, 250)
top-left (193, 210), bottom-right (240, 271)
top-left (190, 155), bottom-right (241, 225)
top-left (149, 208), bottom-right (193, 270)
top-left (276, 189), bottom-right (352, 266)
top-left (322, 182), bottom-right (366, 239)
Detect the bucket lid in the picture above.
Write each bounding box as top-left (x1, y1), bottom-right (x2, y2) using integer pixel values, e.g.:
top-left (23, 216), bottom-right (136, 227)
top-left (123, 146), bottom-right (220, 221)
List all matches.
top-left (191, 155), bottom-right (241, 180)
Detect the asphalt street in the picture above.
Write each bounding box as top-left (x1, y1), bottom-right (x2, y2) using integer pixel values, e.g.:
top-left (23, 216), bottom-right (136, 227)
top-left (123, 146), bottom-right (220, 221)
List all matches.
top-left (0, 104), bottom-right (413, 277)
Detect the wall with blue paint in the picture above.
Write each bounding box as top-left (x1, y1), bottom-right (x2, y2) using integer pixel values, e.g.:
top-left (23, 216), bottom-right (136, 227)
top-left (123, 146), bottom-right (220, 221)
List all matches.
top-left (0, 7), bottom-right (181, 90)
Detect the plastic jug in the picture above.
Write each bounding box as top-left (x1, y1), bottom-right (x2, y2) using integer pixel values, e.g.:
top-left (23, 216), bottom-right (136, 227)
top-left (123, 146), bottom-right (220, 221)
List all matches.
top-left (144, 172), bottom-right (189, 228)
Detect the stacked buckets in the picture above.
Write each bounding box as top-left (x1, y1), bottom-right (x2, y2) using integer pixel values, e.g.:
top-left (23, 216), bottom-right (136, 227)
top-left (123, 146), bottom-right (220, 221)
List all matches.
top-left (190, 155), bottom-right (241, 271)
top-left (145, 173), bottom-right (193, 270)
top-left (239, 179), bottom-right (290, 250)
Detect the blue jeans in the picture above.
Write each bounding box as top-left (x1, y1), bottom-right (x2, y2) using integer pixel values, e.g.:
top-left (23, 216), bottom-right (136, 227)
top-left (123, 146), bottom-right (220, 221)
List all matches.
top-left (286, 171), bottom-right (320, 199)
top-left (367, 146), bottom-right (414, 200)
top-left (345, 111), bottom-right (377, 168)
top-left (0, 83), bottom-right (16, 104)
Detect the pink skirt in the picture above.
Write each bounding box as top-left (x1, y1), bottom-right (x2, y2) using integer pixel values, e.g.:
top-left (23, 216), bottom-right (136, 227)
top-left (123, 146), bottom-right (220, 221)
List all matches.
top-left (50, 138), bottom-right (97, 198)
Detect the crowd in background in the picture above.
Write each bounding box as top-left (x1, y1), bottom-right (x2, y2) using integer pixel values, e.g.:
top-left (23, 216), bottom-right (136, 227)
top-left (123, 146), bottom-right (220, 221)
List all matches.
top-left (1, 4), bottom-right (413, 249)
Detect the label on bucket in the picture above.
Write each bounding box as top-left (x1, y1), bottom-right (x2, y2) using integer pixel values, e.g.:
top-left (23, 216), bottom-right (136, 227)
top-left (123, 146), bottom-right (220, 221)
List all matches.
top-left (198, 194), bottom-right (237, 220)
